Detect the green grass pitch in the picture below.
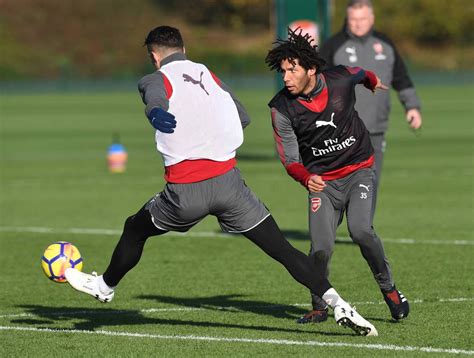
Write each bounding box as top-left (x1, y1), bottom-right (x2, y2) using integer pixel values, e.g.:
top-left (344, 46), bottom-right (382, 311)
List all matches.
top-left (0, 83), bottom-right (473, 356)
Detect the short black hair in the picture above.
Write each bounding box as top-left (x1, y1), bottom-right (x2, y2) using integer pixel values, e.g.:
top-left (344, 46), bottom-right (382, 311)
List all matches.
top-left (265, 28), bottom-right (326, 73)
top-left (144, 26), bottom-right (184, 51)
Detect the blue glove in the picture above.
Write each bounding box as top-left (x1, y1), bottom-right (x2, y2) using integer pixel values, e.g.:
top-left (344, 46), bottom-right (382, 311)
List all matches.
top-left (148, 107), bottom-right (177, 133)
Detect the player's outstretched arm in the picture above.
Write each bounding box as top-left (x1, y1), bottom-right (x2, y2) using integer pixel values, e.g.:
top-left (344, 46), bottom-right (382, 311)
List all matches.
top-left (373, 76), bottom-right (389, 92)
top-left (147, 107), bottom-right (177, 133)
top-left (138, 73), bottom-right (176, 133)
top-left (361, 69), bottom-right (388, 93)
top-left (346, 67), bottom-right (387, 93)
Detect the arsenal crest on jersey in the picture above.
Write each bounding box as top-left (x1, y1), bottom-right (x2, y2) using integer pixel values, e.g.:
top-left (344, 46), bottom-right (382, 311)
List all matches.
top-left (373, 42), bottom-right (387, 61)
top-left (311, 197), bottom-right (321, 212)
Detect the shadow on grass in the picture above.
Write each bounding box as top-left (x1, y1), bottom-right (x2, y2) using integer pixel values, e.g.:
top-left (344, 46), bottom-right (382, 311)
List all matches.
top-left (137, 293), bottom-right (306, 319)
top-left (281, 229), bottom-right (356, 245)
top-left (212, 229), bottom-right (356, 244)
top-left (9, 304), bottom-right (351, 336)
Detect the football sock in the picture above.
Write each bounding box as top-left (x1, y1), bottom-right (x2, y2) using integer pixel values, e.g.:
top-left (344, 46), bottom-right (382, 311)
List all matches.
top-left (381, 284), bottom-right (396, 294)
top-left (98, 275), bottom-right (115, 294)
top-left (322, 288), bottom-right (348, 309)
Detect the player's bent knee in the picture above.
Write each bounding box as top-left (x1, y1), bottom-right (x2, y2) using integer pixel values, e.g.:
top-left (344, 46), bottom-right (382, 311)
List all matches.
top-left (311, 249), bottom-right (331, 262)
top-left (122, 214), bottom-right (152, 240)
top-left (310, 250), bottom-right (331, 271)
top-left (349, 226), bottom-right (376, 244)
top-left (123, 215), bottom-right (138, 231)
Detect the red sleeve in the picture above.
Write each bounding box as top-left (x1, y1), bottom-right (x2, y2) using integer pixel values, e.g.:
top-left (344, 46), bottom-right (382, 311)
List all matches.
top-left (286, 163), bottom-right (312, 187)
top-left (271, 108), bottom-right (312, 188)
top-left (345, 66), bottom-right (377, 91)
top-left (363, 70), bottom-right (377, 90)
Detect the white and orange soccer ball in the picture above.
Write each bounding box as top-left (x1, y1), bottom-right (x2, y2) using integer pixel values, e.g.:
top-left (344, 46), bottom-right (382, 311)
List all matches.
top-left (41, 241), bottom-right (83, 282)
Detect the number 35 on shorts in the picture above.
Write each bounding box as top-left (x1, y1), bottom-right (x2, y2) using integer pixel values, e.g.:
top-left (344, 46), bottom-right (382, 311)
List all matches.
top-left (358, 183), bottom-right (370, 200)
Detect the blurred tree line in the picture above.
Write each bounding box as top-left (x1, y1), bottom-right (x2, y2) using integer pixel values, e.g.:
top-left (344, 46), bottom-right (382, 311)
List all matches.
top-left (160, 0), bottom-right (271, 30)
top-left (332, 0), bottom-right (473, 45)
top-left (0, 0), bottom-right (472, 80)
top-left (162, 0), bottom-right (473, 45)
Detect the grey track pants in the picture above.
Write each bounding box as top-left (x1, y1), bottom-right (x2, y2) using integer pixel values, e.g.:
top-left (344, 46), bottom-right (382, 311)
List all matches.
top-left (309, 168), bottom-right (394, 309)
top-left (369, 133), bottom-right (386, 211)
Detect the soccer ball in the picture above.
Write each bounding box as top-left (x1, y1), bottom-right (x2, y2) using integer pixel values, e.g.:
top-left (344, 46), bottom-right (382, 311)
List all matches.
top-left (41, 241), bottom-right (83, 283)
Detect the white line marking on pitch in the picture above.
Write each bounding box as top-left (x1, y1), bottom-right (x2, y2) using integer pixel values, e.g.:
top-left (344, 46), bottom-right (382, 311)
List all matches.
top-left (0, 326), bottom-right (472, 355)
top-left (1, 226), bottom-right (473, 246)
top-left (0, 307), bottom-right (203, 319)
top-left (0, 297), bottom-right (472, 319)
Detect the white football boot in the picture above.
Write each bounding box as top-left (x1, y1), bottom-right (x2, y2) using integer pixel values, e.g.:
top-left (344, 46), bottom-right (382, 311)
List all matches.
top-left (65, 268), bottom-right (114, 303)
top-left (334, 304), bottom-right (378, 336)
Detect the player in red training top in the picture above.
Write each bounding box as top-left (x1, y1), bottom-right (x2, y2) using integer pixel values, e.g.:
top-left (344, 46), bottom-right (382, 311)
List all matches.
top-left (266, 28), bottom-right (409, 323)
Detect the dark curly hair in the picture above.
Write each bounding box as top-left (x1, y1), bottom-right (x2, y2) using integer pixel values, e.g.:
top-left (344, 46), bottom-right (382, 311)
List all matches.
top-left (265, 28), bottom-right (326, 73)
